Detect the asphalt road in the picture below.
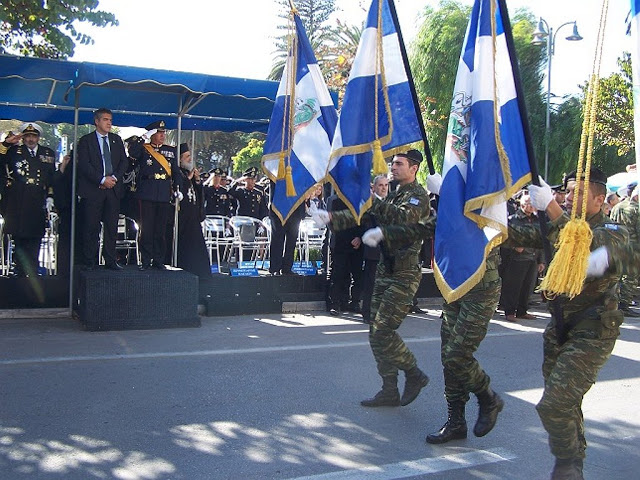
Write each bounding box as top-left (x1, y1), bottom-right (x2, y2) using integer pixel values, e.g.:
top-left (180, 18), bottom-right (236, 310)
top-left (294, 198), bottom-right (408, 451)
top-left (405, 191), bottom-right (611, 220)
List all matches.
top-left (0, 304), bottom-right (638, 480)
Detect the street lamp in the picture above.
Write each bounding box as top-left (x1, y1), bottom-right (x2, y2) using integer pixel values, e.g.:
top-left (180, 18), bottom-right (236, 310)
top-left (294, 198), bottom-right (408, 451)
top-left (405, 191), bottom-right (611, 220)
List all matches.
top-left (531, 18), bottom-right (583, 181)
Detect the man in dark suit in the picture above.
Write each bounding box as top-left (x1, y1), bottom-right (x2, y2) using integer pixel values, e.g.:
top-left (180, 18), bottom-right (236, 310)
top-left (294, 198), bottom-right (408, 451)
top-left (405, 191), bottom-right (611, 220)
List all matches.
top-left (77, 108), bottom-right (129, 270)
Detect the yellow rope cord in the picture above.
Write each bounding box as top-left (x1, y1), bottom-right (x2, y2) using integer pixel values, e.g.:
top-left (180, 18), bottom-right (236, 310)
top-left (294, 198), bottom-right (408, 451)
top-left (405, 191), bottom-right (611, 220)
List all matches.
top-left (490, 0), bottom-right (512, 192)
top-left (285, 24), bottom-right (298, 197)
top-left (277, 11), bottom-right (295, 181)
top-left (539, 0), bottom-right (609, 299)
top-left (371, 0), bottom-right (387, 175)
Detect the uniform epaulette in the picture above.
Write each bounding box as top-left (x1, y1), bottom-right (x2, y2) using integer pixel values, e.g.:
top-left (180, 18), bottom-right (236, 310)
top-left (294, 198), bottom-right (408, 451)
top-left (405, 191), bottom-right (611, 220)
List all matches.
top-left (0, 143), bottom-right (8, 155)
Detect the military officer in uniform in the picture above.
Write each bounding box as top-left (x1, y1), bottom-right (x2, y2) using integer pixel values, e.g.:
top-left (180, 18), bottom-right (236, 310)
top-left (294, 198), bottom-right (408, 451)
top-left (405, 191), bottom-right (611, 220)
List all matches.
top-left (516, 168), bottom-right (629, 480)
top-left (203, 167), bottom-right (234, 217)
top-left (312, 150), bottom-right (431, 408)
top-left (127, 120), bottom-right (182, 270)
top-left (228, 166), bottom-right (268, 219)
top-left (0, 123), bottom-right (56, 277)
top-left (609, 186), bottom-right (639, 316)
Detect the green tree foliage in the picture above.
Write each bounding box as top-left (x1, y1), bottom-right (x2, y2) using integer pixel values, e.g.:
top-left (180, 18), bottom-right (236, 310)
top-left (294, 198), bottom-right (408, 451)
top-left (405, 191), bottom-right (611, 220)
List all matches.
top-left (232, 138), bottom-right (265, 175)
top-left (269, 0), bottom-right (337, 80)
top-left (0, 0), bottom-right (118, 59)
top-left (547, 97), bottom-right (583, 182)
top-left (410, 1), bottom-right (470, 171)
top-left (410, 1), bottom-right (546, 174)
top-left (594, 53), bottom-right (634, 157)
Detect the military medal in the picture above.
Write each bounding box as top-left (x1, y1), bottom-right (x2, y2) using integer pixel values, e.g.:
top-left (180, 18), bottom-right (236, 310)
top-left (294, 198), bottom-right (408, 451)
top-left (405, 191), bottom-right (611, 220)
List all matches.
top-left (147, 159), bottom-right (153, 166)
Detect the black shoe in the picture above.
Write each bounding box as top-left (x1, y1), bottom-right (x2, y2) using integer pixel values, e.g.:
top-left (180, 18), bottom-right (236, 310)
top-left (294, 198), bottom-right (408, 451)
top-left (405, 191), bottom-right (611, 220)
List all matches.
top-left (620, 306), bottom-right (640, 317)
top-left (401, 368), bottom-right (429, 406)
top-left (473, 388), bottom-right (504, 437)
top-left (281, 270), bottom-right (300, 276)
top-left (411, 305), bottom-right (425, 314)
top-left (139, 263), bottom-right (150, 271)
top-left (329, 308), bottom-right (340, 316)
top-left (152, 262), bottom-right (167, 270)
top-left (105, 262), bottom-right (124, 271)
top-left (551, 458), bottom-right (584, 480)
top-left (426, 401), bottom-right (467, 444)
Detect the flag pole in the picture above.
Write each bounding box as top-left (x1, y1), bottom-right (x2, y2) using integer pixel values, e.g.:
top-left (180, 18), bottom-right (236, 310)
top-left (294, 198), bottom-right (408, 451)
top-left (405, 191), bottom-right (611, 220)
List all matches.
top-left (497, 0), bottom-right (564, 336)
top-left (386, 0), bottom-right (435, 174)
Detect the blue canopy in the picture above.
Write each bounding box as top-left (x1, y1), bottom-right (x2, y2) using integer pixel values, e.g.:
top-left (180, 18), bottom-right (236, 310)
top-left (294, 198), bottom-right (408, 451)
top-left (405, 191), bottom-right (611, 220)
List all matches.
top-left (0, 54), bottom-right (281, 133)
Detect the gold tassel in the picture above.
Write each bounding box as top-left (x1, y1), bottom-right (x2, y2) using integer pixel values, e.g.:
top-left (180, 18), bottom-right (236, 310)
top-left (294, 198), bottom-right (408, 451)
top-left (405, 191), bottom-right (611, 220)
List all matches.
top-left (285, 165), bottom-right (296, 197)
top-left (539, 219), bottom-right (593, 299)
top-left (372, 139), bottom-right (387, 175)
top-left (277, 152), bottom-right (286, 180)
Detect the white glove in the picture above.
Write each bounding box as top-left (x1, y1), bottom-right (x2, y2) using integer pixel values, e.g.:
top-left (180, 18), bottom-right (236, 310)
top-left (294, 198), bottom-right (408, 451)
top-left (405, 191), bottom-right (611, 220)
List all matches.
top-left (586, 246), bottom-right (609, 277)
top-left (224, 228), bottom-right (232, 237)
top-left (362, 227), bottom-right (384, 247)
top-left (257, 226), bottom-right (265, 235)
top-left (427, 173), bottom-right (443, 196)
top-left (312, 209), bottom-right (331, 227)
top-left (308, 202), bottom-right (319, 216)
top-left (174, 191), bottom-right (184, 202)
top-left (528, 176), bottom-right (553, 211)
top-left (45, 197), bottom-right (54, 212)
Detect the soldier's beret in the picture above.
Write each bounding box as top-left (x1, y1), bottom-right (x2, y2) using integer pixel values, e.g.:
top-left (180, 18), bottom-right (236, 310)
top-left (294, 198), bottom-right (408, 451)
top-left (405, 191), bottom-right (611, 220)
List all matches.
top-left (564, 167), bottom-right (607, 188)
top-left (243, 166), bottom-right (259, 178)
top-left (397, 149), bottom-right (423, 165)
top-left (20, 123), bottom-right (42, 136)
top-left (179, 143), bottom-right (189, 156)
top-left (144, 120), bottom-right (166, 132)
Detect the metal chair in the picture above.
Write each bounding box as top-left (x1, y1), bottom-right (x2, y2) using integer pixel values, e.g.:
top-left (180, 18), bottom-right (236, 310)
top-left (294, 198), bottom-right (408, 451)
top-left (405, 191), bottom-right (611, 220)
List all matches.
top-left (202, 215), bottom-right (233, 268)
top-left (39, 211), bottom-right (59, 275)
top-left (99, 215), bottom-right (140, 265)
top-left (297, 218), bottom-right (326, 263)
top-left (229, 215), bottom-right (270, 267)
top-left (0, 214), bottom-right (7, 276)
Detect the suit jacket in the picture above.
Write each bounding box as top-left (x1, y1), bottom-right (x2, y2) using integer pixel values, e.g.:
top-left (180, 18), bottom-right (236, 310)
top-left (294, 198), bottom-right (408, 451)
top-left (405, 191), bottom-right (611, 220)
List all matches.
top-left (77, 131), bottom-right (129, 199)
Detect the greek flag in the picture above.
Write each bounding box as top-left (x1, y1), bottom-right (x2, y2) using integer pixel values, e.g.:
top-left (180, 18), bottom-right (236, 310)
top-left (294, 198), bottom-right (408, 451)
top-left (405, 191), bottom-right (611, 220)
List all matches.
top-left (631, 0), bottom-right (640, 178)
top-left (262, 13), bottom-right (338, 224)
top-left (434, 0), bottom-right (531, 303)
top-left (327, 0), bottom-right (423, 222)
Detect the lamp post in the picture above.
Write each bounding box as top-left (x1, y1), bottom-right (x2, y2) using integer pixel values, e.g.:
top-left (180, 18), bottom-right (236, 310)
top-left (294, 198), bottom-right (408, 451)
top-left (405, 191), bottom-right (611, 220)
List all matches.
top-left (532, 18), bottom-right (583, 181)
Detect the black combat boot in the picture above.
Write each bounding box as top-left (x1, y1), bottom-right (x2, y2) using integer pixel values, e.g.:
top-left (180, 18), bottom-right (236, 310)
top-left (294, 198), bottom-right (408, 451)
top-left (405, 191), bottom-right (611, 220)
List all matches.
top-left (473, 387), bottom-right (504, 437)
top-left (426, 401), bottom-right (467, 444)
top-left (400, 367), bottom-right (429, 406)
top-left (360, 376), bottom-right (400, 407)
top-left (550, 458), bottom-right (584, 480)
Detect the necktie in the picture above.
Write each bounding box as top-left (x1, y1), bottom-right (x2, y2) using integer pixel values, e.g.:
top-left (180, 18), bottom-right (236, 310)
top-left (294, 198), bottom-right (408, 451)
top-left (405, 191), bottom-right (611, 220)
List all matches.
top-left (102, 135), bottom-right (113, 176)
top-left (30, 149), bottom-right (36, 157)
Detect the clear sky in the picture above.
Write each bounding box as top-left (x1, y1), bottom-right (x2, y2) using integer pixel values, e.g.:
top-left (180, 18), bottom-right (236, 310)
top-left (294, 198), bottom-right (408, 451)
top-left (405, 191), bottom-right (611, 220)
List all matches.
top-left (70, 0), bottom-right (630, 101)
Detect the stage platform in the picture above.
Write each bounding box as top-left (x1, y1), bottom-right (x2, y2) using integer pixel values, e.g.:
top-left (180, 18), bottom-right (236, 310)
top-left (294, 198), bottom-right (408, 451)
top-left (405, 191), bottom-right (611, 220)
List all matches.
top-left (0, 268), bottom-right (441, 317)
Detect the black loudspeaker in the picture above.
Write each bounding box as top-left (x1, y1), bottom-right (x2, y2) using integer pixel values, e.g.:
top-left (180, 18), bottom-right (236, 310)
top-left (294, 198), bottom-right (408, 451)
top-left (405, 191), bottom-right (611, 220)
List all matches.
top-left (75, 267), bottom-right (201, 331)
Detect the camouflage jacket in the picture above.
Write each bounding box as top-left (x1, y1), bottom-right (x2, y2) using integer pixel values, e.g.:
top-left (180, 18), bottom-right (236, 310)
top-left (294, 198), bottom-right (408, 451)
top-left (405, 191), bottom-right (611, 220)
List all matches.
top-left (506, 210), bottom-right (629, 319)
top-left (610, 198), bottom-right (639, 245)
top-left (330, 180), bottom-right (430, 263)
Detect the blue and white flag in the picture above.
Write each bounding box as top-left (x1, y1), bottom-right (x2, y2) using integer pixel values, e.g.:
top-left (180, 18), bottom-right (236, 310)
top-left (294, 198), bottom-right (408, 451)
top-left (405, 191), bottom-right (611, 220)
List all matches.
top-left (630, 0), bottom-right (640, 181)
top-left (434, 0), bottom-right (531, 303)
top-left (327, 0), bottom-right (423, 222)
top-left (262, 13), bottom-right (337, 224)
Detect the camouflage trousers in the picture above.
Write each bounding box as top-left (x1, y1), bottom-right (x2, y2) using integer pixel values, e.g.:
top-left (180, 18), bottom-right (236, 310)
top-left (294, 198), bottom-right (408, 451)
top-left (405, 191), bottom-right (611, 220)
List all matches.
top-left (536, 318), bottom-right (619, 460)
top-left (441, 275), bottom-right (501, 404)
top-left (369, 264), bottom-right (422, 378)
top-left (619, 275), bottom-right (638, 306)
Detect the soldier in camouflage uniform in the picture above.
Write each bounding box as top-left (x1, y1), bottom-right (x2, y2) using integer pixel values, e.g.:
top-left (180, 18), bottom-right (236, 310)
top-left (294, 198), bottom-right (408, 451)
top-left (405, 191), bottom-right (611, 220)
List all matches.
top-left (313, 150), bottom-right (431, 407)
top-left (378, 183), bottom-right (505, 444)
top-left (520, 168), bottom-right (628, 480)
top-left (609, 187), bottom-right (639, 316)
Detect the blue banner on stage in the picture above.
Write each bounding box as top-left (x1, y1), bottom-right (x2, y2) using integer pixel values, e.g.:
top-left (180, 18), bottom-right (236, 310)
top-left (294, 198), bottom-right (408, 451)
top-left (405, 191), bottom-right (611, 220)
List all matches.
top-left (230, 268), bottom-right (259, 277)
